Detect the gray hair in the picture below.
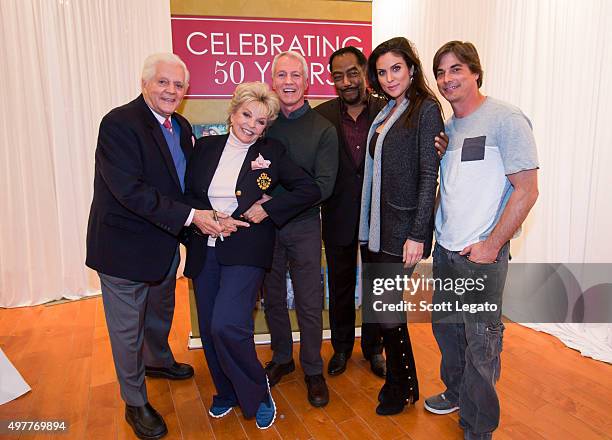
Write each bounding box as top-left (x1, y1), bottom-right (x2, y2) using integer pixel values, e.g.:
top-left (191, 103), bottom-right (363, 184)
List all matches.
top-left (272, 51), bottom-right (309, 81)
top-left (141, 53), bottom-right (190, 84)
top-left (227, 82), bottom-right (280, 126)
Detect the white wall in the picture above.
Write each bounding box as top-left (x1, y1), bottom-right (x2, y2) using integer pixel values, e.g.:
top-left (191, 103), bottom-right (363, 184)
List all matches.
top-left (372, 0), bottom-right (612, 264)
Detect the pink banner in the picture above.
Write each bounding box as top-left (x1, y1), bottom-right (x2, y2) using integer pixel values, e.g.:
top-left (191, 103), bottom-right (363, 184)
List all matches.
top-left (171, 15), bottom-right (372, 99)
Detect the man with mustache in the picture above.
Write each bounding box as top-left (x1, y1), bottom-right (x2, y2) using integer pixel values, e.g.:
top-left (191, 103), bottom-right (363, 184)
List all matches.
top-left (262, 51), bottom-right (339, 407)
top-left (314, 47), bottom-right (386, 378)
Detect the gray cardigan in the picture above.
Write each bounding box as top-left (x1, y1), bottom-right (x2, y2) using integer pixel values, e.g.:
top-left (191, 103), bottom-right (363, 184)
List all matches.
top-left (359, 97), bottom-right (443, 257)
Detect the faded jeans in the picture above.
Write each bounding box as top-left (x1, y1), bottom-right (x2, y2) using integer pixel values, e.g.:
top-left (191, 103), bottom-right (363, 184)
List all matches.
top-left (432, 242), bottom-right (510, 440)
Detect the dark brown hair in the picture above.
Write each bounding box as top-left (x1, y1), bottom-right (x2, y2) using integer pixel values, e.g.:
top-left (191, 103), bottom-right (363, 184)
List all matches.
top-left (433, 41), bottom-right (484, 88)
top-left (367, 37), bottom-right (440, 124)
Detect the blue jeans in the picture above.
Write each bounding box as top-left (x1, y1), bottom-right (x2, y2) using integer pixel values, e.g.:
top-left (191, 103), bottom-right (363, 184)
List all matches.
top-left (432, 242), bottom-right (510, 440)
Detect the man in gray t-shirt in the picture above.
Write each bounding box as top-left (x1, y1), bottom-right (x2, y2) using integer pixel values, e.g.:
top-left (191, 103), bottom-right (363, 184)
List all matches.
top-left (424, 42), bottom-right (539, 440)
top-left (435, 97), bottom-right (539, 251)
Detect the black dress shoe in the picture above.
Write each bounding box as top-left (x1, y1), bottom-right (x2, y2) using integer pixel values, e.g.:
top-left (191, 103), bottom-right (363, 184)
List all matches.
top-left (369, 354), bottom-right (386, 378)
top-left (305, 374), bottom-right (329, 407)
top-left (264, 359), bottom-right (295, 386)
top-left (145, 362), bottom-right (194, 380)
top-left (327, 352), bottom-right (350, 376)
top-left (125, 402), bottom-right (167, 440)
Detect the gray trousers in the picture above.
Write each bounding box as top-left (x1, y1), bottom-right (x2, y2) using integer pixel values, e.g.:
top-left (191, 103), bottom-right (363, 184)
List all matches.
top-left (99, 249), bottom-right (179, 406)
top-left (263, 215), bottom-right (324, 376)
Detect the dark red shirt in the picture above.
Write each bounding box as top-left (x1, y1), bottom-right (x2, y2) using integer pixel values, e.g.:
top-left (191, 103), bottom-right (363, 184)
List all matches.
top-left (340, 99), bottom-right (370, 167)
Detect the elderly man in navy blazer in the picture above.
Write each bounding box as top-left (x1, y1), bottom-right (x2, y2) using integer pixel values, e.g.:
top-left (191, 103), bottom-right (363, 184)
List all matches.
top-left (86, 53), bottom-right (236, 440)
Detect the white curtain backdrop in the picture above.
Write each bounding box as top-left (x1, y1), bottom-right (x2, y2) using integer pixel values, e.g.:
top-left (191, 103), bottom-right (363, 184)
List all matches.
top-left (1, 1), bottom-right (610, 361)
top-left (0, 0), bottom-right (172, 307)
top-left (372, 0), bottom-right (612, 362)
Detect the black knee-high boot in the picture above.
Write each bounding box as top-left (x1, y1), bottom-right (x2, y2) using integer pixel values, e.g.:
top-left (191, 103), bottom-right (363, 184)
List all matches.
top-left (376, 324), bottom-right (419, 415)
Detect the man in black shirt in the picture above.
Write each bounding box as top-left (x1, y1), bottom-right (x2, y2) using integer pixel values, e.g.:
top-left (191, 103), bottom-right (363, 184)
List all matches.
top-left (315, 47), bottom-right (387, 377)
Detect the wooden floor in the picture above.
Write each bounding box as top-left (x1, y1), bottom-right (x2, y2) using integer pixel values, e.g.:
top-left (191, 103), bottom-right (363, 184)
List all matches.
top-left (0, 278), bottom-right (611, 440)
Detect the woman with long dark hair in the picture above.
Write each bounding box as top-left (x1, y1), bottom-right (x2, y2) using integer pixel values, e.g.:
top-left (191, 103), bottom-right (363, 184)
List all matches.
top-left (359, 37), bottom-right (444, 415)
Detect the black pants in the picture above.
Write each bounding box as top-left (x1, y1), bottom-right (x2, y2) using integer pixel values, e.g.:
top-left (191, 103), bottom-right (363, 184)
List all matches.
top-left (325, 239), bottom-right (383, 358)
top-left (263, 215), bottom-right (324, 376)
top-left (361, 246), bottom-right (419, 399)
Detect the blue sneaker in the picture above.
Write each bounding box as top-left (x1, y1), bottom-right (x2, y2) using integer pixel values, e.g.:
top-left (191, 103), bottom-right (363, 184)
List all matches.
top-left (208, 403), bottom-right (234, 418)
top-left (255, 378), bottom-right (276, 430)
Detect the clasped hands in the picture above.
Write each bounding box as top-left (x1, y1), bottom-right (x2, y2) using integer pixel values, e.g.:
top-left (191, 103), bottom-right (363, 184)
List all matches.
top-left (192, 195), bottom-right (272, 238)
top-left (192, 209), bottom-right (249, 238)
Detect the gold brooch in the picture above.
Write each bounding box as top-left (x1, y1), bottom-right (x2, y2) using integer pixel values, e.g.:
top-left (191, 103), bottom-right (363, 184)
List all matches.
top-left (257, 172), bottom-right (272, 190)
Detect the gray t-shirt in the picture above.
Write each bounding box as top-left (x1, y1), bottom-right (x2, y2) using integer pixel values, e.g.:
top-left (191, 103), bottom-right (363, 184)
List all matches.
top-left (435, 97), bottom-right (539, 251)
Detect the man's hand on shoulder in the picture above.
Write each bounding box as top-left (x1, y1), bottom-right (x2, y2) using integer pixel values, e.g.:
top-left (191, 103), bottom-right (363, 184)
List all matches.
top-left (434, 132), bottom-right (449, 158)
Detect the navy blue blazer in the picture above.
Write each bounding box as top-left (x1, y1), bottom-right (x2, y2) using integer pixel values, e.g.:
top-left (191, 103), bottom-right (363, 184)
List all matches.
top-left (86, 95), bottom-right (194, 282)
top-left (183, 134), bottom-right (320, 276)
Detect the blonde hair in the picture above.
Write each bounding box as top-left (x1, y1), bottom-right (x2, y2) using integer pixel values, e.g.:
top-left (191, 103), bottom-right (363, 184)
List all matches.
top-left (227, 82), bottom-right (280, 126)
